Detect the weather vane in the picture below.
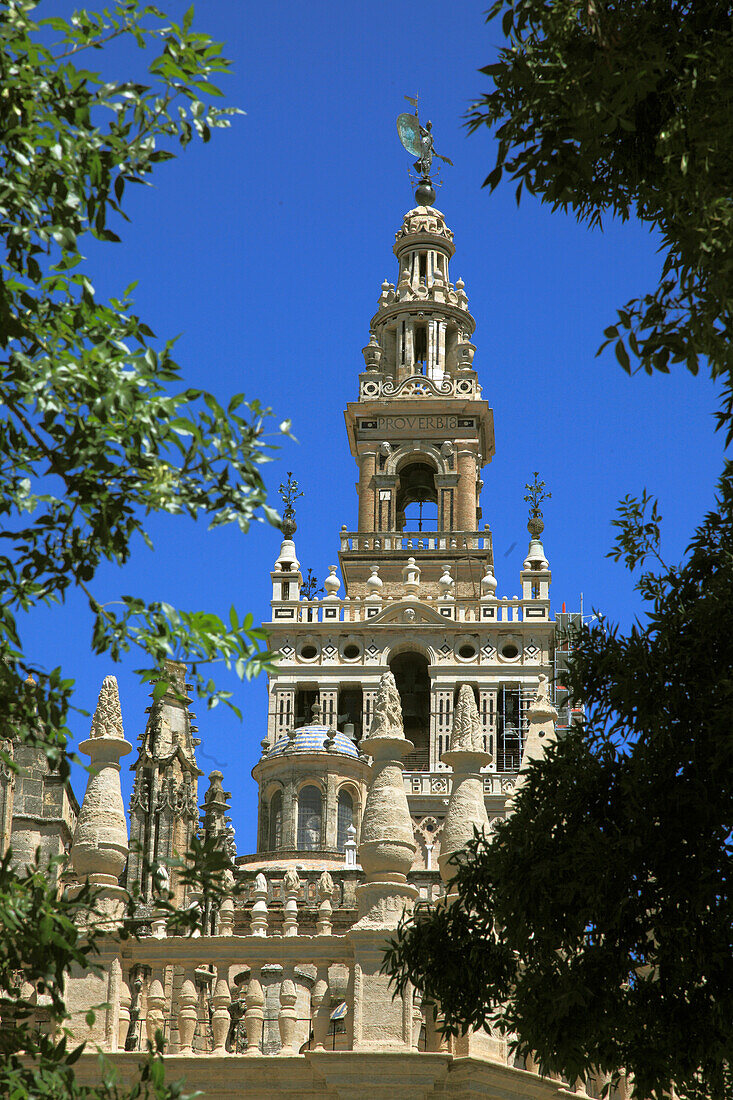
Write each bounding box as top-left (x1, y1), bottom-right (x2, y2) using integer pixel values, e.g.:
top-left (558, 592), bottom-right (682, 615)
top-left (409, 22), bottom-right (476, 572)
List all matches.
top-left (396, 94), bottom-right (452, 207)
top-left (278, 471), bottom-right (303, 539)
top-left (524, 471), bottom-right (551, 538)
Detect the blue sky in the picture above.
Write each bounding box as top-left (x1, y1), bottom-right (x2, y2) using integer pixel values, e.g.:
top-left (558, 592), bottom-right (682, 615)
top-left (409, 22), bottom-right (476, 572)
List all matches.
top-left (24, 1), bottom-right (724, 853)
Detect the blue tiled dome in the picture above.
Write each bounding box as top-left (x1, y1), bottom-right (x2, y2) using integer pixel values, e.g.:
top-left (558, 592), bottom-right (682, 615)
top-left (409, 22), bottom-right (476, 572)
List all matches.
top-left (266, 724), bottom-right (359, 759)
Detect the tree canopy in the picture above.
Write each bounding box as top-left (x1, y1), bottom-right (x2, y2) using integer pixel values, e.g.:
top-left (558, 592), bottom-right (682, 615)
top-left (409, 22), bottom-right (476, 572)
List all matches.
top-left (0, 2), bottom-right (283, 1094)
top-left (385, 3), bottom-right (733, 1099)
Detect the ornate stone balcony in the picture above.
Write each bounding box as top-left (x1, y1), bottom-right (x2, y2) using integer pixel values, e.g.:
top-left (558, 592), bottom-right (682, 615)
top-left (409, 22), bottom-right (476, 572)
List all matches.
top-left (339, 528), bottom-right (492, 555)
top-left (268, 593), bottom-right (547, 626)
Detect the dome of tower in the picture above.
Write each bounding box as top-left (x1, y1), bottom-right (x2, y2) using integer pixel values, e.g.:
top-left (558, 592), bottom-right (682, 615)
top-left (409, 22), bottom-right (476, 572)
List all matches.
top-left (394, 206), bottom-right (455, 252)
top-left (265, 725), bottom-right (359, 759)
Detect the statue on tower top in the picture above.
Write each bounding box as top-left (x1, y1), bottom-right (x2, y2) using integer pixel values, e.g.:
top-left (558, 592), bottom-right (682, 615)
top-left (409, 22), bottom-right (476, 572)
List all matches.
top-left (396, 94), bottom-right (452, 208)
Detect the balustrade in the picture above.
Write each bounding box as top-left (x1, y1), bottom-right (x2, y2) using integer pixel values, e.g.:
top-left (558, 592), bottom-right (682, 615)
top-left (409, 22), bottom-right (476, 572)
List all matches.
top-left (123, 922), bottom-right (353, 1058)
top-left (270, 592), bottom-right (544, 625)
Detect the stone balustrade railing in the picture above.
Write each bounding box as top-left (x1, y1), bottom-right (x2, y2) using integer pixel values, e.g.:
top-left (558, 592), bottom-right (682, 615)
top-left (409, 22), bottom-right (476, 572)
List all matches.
top-left (123, 932), bottom-right (355, 1056)
top-left (270, 594), bottom-right (546, 625)
top-left (339, 529), bottom-right (492, 554)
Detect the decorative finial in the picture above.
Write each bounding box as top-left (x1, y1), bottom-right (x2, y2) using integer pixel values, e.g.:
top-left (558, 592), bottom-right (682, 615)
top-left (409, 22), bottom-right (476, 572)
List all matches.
top-left (278, 471), bottom-right (303, 539)
top-left (396, 96), bottom-right (453, 207)
top-left (364, 670), bottom-right (405, 741)
top-left (90, 675), bottom-right (125, 740)
top-left (450, 684), bottom-right (482, 752)
top-left (524, 471), bottom-right (551, 538)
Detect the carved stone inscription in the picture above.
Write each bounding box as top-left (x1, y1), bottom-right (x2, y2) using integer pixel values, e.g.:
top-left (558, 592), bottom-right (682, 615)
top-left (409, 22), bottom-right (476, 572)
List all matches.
top-left (360, 415), bottom-right (459, 433)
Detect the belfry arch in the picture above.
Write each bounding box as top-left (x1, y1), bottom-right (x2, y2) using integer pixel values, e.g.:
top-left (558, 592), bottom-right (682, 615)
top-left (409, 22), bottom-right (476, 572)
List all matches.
top-left (388, 650), bottom-right (430, 771)
top-left (395, 459), bottom-right (438, 531)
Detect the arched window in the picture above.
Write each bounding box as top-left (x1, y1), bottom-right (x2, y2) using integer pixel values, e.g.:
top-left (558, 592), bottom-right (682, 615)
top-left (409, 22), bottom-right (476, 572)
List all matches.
top-left (269, 789), bottom-right (283, 851)
top-left (336, 789), bottom-right (354, 852)
top-left (297, 785), bottom-right (322, 851)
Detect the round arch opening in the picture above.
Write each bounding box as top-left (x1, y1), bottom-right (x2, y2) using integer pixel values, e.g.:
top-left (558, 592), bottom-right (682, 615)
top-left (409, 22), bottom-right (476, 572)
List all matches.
top-left (388, 650), bottom-right (430, 770)
top-left (395, 460), bottom-right (438, 532)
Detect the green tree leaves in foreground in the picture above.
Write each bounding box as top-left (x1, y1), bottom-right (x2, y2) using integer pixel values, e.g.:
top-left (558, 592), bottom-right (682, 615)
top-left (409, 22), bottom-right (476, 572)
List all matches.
top-left (469, 0), bottom-right (733, 408)
top-left (0, 2), bottom-right (284, 1095)
top-left (0, 0), bottom-right (287, 743)
top-left (387, 3), bottom-right (733, 1099)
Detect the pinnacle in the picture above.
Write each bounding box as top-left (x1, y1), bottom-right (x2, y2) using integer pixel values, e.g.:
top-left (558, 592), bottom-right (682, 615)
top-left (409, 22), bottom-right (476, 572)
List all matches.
top-left (90, 675), bottom-right (125, 740)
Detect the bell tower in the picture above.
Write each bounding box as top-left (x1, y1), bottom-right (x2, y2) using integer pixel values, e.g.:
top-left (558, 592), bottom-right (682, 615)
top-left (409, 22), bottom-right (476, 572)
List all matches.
top-left (252, 136), bottom-right (569, 874)
top-left (343, 202), bottom-right (495, 601)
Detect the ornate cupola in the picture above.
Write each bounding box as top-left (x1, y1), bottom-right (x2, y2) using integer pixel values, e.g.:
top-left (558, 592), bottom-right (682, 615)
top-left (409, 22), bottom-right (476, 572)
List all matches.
top-left (342, 197), bottom-right (495, 599)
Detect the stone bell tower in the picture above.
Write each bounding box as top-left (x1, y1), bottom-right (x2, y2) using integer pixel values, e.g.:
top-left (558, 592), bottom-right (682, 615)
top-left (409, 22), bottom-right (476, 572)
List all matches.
top-left (346, 201), bottom-right (495, 572)
top-left (254, 181), bottom-right (569, 874)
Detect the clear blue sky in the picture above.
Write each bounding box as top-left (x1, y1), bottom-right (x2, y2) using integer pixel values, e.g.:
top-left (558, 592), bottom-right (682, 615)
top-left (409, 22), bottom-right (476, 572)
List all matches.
top-left (24, 1), bottom-right (724, 854)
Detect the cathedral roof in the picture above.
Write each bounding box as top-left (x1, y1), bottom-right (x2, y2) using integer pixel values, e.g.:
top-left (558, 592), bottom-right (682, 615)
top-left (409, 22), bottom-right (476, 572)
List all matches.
top-left (265, 725), bottom-right (359, 759)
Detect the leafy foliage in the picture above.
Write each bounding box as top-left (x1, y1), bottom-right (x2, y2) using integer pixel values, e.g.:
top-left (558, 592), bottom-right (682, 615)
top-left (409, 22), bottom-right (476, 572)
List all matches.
top-left (468, 0), bottom-right (733, 402)
top-left (0, 2), bottom-right (286, 1095)
top-left (0, 0), bottom-right (287, 747)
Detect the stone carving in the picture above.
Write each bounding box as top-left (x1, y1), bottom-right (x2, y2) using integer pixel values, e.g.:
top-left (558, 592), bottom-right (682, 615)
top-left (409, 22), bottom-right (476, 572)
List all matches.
top-left (356, 672), bottom-right (417, 926)
top-left (251, 872), bottom-right (269, 937)
top-left (283, 867), bottom-right (300, 936)
top-left (317, 870), bottom-right (334, 899)
top-left (439, 684), bottom-right (493, 886)
top-left (360, 375), bottom-right (480, 402)
top-left (317, 871), bottom-right (334, 935)
top-left (532, 673), bottom-right (553, 709)
top-left (152, 863), bottom-right (171, 901)
top-left (71, 675), bottom-right (132, 895)
top-left (89, 674), bottom-right (125, 740)
top-left (451, 684), bottom-right (482, 752)
top-left (395, 207), bottom-right (454, 243)
top-left (283, 867), bottom-right (300, 894)
top-left (363, 670), bottom-right (403, 741)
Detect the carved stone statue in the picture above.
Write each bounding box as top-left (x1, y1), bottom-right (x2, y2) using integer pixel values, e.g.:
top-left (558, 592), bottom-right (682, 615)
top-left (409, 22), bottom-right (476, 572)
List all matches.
top-left (534, 673), bottom-right (552, 705)
top-left (152, 862), bottom-right (171, 900)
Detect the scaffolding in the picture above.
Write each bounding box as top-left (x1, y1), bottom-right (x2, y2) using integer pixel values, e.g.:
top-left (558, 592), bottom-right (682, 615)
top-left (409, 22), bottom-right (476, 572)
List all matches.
top-left (495, 683), bottom-right (534, 772)
top-left (553, 610), bottom-right (583, 732)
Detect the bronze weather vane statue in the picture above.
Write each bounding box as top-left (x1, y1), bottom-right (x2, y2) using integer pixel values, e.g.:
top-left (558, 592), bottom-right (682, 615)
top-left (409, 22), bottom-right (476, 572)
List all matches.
top-left (396, 94), bottom-right (453, 207)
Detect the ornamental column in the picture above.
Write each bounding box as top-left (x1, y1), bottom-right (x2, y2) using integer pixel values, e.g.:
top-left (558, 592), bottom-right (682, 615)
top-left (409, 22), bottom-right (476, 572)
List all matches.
top-left (348, 671), bottom-right (417, 1051)
top-left (358, 451), bottom-right (377, 531)
top-left (456, 449), bottom-right (477, 531)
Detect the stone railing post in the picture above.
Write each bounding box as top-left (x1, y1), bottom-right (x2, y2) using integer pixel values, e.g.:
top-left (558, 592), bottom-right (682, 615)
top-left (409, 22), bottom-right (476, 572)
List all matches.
top-left (145, 978), bottom-right (166, 1048)
top-left (278, 974), bottom-right (298, 1054)
top-left (118, 977), bottom-right (131, 1051)
top-left (244, 969), bottom-right (264, 1055)
top-left (218, 897), bottom-right (234, 937)
top-left (311, 964), bottom-right (330, 1051)
top-left (250, 871), bottom-right (269, 936)
top-left (211, 976), bottom-right (231, 1054)
top-left (177, 974), bottom-right (198, 1054)
top-left (282, 868), bottom-right (299, 937)
top-left (316, 871), bottom-right (334, 935)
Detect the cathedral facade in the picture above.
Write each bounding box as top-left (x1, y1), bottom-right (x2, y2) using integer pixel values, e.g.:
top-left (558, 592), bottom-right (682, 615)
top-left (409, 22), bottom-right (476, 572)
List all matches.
top-left (2, 188), bottom-right (595, 1099)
